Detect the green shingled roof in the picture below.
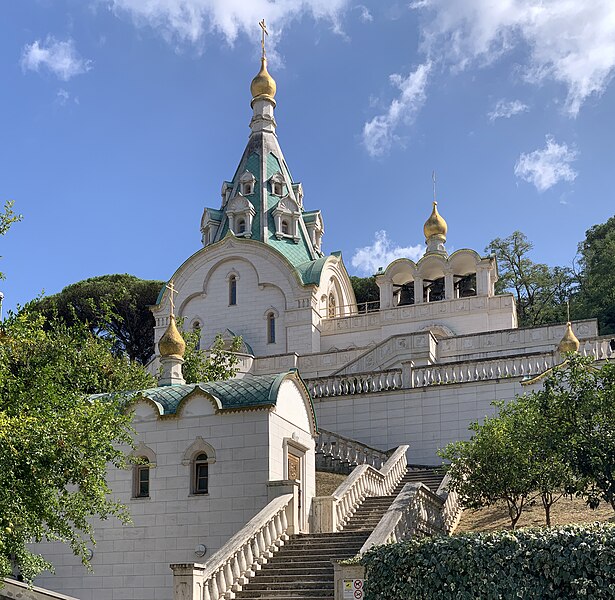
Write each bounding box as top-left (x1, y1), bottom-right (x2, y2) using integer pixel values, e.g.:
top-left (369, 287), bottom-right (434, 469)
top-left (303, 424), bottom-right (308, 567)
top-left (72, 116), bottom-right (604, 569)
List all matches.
top-left (92, 371), bottom-right (315, 420)
top-left (295, 256), bottom-right (329, 285)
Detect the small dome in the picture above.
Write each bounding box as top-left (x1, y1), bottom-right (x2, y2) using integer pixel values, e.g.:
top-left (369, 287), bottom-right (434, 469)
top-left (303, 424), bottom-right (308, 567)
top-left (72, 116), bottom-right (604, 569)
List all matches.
top-left (558, 322), bottom-right (580, 353)
top-left (250, 57), bottom-right (276, 102)
top-left (423, 201), bottom-right (448, 240)
top-left (159, 315), bottom-right (186, 358)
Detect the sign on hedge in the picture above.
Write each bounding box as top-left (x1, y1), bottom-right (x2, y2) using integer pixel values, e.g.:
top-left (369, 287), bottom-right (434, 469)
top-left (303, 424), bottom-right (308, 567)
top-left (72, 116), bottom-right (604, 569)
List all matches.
top-left (361, 523), bottom-right (615, 599)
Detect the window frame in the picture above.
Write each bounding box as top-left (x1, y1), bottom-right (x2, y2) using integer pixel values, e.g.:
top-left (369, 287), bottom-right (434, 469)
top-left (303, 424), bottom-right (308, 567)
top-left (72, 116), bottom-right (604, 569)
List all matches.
top-left (267, 312), bottom-right (276, 344)
top-left (229, 275), bottom-right (237, 306)
top-left (193, 453), bottom-right (209, 495)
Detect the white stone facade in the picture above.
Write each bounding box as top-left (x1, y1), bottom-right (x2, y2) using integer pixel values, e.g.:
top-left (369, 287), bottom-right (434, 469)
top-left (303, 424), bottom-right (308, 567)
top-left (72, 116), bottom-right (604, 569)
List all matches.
top-left (33, 374), bottom-right (316, 600)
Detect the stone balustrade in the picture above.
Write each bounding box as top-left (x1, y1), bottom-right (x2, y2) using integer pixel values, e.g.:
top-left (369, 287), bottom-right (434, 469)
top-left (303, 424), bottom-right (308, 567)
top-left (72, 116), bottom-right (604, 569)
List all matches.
top-left (306, 369), bottom-right (403, 399)
top-left (171, 492), bottom-right (295, 600)
top-left (411, 352), bottom-right (556, 387)
top-left (359, 482), bottom-right (446, 554)
top-left (580, 336), bottom-right (615, 360)
top-left (315, 428), bottom-right (392, 474)
top-left (435, 473), bottom-right (463, 535)
top-left (312, 445), bottom-right (409, 533)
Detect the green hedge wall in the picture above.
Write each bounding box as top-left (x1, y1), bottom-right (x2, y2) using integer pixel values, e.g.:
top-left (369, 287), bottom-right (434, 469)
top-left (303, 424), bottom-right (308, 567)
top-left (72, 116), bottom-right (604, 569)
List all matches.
top-left (361, 523), bottom-right (615, 599)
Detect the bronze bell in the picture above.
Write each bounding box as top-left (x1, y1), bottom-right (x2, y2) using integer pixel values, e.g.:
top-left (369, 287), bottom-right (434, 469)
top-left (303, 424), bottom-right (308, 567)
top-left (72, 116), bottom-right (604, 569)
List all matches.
top-left (398, 286), bottom-right (414, 306)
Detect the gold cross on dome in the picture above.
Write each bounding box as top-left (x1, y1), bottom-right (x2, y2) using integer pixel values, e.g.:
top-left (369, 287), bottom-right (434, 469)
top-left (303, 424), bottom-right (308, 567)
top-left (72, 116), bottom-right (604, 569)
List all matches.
top-left (166, 280), bottom-right (178, 317)
top-left (432, 170), bottom-right (437, 203)
top-left (259, 19), bottom-right (269, 58)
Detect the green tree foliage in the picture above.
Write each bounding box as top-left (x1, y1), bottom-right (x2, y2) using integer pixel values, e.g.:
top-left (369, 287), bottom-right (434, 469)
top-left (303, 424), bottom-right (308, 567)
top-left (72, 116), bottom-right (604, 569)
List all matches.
top-left (180, 326), bottom-right (242, 385)
top-left (576, 215), bottom-right (615, 334)
top-left (533, 354), bottom-right (615, 511)
top-left (349, 276), bottom-right (379, 311)
top-left (0, 201), bottom-right (22, 279)
top-left (486, 231), bottom-right (575, 327)
top-left (439, 400), bottom-right (546, 528)
top-left (441, 355), bottom-right (615, 527)
top-left (0, 307), bottom-right (155, 582)
top-left (35, 274), bottom-right (165, 364)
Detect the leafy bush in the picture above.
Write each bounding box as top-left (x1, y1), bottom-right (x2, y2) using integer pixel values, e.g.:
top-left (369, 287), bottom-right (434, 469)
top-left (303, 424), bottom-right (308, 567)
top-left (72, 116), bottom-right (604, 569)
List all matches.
top-left (362, 523), bottom-right (615, 599)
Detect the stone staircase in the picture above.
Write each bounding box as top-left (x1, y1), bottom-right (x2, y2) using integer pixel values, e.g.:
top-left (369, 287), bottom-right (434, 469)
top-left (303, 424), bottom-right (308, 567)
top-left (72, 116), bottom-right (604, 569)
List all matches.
top-left (233, 467), bottom-right (444, 600)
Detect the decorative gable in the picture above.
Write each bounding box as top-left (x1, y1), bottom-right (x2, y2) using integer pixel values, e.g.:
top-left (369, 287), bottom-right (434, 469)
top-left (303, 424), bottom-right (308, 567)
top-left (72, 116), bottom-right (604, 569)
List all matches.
top-left (272, 197), bottom-right (301, 242)
top-left (227, 195), bottom-right (256, 238)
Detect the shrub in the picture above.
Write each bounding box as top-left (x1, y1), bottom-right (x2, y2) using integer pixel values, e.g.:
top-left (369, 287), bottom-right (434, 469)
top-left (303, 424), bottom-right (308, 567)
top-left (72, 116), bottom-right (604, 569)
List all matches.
top-left (361, 523), bottom-right (615, 599)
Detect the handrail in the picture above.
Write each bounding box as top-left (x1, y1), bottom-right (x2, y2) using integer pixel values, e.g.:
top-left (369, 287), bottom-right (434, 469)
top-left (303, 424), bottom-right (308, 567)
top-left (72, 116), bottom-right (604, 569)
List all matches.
top-left (307, 369), bottom-right (403, 399)
top-left (315, 428), bottom-right (392, 473)
top-left (313, 445), bottom-right (409, 532)
top-left (436, 473), bottom-right (463, 535)
top-left (172, 493), bottom-right (293, 600)
top-left (359, 482), bottom-right (445, 555)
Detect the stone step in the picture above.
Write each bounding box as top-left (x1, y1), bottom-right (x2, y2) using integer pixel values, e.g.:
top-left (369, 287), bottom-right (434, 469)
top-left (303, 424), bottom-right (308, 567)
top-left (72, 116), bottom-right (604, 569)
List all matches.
top-left (234, 589), bottom-right (333, 599)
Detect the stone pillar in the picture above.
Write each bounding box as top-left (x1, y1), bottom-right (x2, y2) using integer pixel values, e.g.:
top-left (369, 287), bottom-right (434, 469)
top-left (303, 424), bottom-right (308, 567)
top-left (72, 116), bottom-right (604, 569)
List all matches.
top-left (311, 496), bottom-right (338, 533)
top-left (414, 277), bottom-right (424, 304)
top-left (171, 563), bottom-right (206, 600)
top-left (376, 277), bottom-right (393, 309)
top-left (444, 271), bottom-right (455, 300)
top-left (159, 355), bottom-right (185, 386)
top-left (401, 360), bottom-right (415, 388)
top-left (267, 480), bottom-right (299, 535)
top-left (333, 561), bottom-right (366, 600)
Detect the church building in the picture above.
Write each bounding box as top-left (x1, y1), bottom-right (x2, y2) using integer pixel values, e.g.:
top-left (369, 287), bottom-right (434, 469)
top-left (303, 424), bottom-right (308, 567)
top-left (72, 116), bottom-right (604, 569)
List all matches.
top-left (30, 32), bottom-right (612, 600)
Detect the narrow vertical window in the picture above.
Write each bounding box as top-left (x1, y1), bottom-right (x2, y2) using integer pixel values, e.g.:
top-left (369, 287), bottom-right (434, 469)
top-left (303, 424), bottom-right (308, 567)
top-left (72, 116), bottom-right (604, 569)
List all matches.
top-left (267, 312), bottom-right (276, 344)
top-left (134, 461), bottom-right (150, 498)
top-left (328, 293), bottom-right (336, 318)
top-left (193, 321), bottom-right (201, 351)
top-left (229, 275), bottom-right (237, 306)
top-left (281, 220), bottom-right (289, 235)
top-left (194, 453), bottom-right (209, 494)
top-left (238, 219), bottom-right (246, 234)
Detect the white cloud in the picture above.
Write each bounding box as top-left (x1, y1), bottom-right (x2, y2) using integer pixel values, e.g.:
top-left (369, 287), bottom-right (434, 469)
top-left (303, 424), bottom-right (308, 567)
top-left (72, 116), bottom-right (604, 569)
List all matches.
top-left (351, 230), bottom-right (424, 275)
top-left (488, 99), bottom-right (528, 121)
top-left (107, 0), bottom-right (351, 48)
top-left (362, 62), bottom-right (431, 157)
top-left (411, 0), bottom-right (615, 116)
top-left (21, 37), bottom-right (91, 81)
top-left (355, 5), bottom-right (373, 23)
top-left (514, 135), bottom-right (578, 192)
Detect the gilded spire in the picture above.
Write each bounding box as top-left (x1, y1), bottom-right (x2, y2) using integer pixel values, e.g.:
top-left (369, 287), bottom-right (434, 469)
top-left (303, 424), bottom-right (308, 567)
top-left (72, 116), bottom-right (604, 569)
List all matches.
top-left (423, 201), bottom-right (448, 241)
top-left (558, 322), bottom-right (580, 353)
top-left (158, 281), bottom-right (186, 358)
top-left (251, 19), bottom-right (276, 105)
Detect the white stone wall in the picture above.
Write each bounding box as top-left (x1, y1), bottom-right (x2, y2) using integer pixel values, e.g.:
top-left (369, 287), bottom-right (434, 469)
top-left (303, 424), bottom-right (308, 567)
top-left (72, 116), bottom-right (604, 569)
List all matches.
top-left (268, 379), bottom-right (317, 531)
top-left (33, 394), bottom-right (273, 600)
top-left (313, 378), bottom-right (524, 465)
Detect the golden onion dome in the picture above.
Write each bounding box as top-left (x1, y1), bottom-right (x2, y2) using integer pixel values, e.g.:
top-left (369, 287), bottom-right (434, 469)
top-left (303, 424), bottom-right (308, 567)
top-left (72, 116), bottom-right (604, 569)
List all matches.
top-left (250, 57), bottom-right (276, 102)
top-left (558, 322), bottom-right (580, 353)
top-left (158, 315), bottom-right (186, 358)
top-left (423, 201), bottom-right (448, 240)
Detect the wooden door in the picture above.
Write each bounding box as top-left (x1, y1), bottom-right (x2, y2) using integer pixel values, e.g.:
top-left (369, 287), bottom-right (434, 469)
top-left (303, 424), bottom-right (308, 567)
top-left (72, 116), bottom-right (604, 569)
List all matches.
top-left (287, 453), bottom-right (302, 528)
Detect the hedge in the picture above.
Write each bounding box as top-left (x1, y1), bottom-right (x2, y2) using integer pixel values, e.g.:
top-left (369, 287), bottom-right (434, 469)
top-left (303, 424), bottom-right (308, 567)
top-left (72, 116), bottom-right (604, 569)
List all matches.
top-left (361, 523), bottom-right (615, 599)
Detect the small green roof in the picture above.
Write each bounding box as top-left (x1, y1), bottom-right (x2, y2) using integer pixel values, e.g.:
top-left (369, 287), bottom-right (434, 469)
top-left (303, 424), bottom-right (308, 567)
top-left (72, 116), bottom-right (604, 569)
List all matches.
top-left (295, 256), bottom-right (329, 285)
top-left (92, 371), bottom-right (316, 424)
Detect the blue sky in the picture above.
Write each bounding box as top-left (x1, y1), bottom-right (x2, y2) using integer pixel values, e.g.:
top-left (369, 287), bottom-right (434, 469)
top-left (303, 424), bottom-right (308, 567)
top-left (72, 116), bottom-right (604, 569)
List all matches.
top-left (1, 1), bottom-right (614, 313)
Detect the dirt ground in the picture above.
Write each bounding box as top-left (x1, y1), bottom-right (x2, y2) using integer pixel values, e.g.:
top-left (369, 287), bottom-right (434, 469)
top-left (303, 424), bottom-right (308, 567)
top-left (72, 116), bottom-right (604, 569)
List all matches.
top-left (456, 496), bottom-right (615, 532)
top-left (316, 471), bottom-right (347, 496)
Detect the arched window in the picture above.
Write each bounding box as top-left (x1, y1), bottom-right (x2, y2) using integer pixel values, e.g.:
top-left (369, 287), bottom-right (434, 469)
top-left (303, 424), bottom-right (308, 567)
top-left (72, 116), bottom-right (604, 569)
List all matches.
top-left (193, 321), bottom-right (201, 351)
top-left (134, 459), bottom-right (150, 498)
top-left (328, 293), bottom-right (336, 319)
top-left (229, 275), bottom-right (237, 306)
top-left (267, 312), bottom-right (276, 344)
top-left (273, 182), bottom-right (283, 196)
top-left (193, 453), bottom-right (209, 494)
top-left (281, 220), bottom-right (289, 235)
top-left (237, 219), bottom-right (246, 234)
top-left (242, 182), bottom-right (253, 196)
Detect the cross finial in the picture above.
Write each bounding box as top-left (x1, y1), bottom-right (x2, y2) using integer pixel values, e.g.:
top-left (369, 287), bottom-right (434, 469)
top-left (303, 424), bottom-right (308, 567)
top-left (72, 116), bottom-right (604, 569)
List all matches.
top-left (259, 19), bottom-right (269, 59)
top-left (432, 170), bottom-right (437, 204)
top-left (567, 300), bottom-right (570, 323)
top-left (166, 280), bottom-right (178, 317)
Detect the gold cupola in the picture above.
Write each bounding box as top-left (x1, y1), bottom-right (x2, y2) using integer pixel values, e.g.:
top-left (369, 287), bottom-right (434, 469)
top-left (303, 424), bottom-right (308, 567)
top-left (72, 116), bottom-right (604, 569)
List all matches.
top-left (159, 315), bottom-right (186, 358)
top-left (250, 56), bottom-right (277, 104)
top-left (423, 201), bottom-right (448, 241)
top-left (558, 322), bottom-right (580, 353)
